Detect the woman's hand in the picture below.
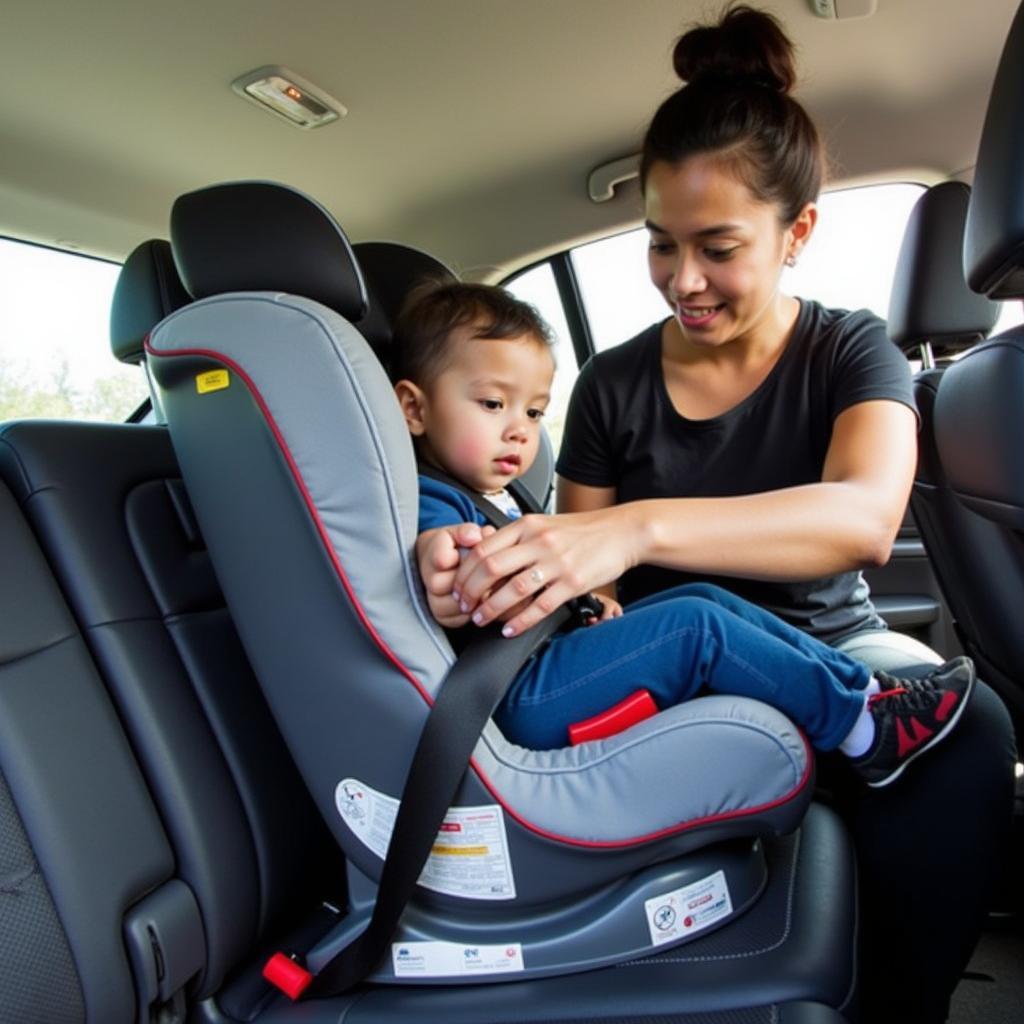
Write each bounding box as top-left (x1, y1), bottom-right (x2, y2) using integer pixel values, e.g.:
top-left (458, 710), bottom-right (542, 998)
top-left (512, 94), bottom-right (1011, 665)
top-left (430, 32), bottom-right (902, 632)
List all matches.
top-left (451, 507), bottom-right (641, 637)
top-left (416, 522), bottom-right (495, 628)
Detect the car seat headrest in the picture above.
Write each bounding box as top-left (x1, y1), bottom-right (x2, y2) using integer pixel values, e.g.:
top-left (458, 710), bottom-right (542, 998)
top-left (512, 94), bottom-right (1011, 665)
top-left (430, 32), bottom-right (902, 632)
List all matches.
top-left (888, 182), bottom-right (999, 357)
top-left (353, 241), bottom-right (458, 372)
top-left (110, 239), bottom-right (191, 365)
top-left (964, 1), bottom-right (1024, 299)
top-left (170, 181), bottom-right (368, 321)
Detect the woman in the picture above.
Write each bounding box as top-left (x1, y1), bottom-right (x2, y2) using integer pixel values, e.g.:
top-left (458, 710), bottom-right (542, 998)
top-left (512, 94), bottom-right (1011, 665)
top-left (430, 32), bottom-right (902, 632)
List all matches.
top-left (431, 7), bottom-right (1015, 1021)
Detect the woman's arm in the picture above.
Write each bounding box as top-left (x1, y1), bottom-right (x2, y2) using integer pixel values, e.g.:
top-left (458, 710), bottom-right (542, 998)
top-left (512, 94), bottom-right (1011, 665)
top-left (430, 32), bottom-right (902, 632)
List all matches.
top-left (454, 400), bottom-right (917, 635)
top-left (557, 478), bottom-right (620, 606)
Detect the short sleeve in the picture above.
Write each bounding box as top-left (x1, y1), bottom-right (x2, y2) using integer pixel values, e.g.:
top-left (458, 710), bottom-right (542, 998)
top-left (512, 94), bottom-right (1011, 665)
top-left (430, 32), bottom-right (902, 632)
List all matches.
top-left (418, 476), bottom-right (485, 533)
top-left (828, 311), bottom-right (918, 425)
top-left (555, 358), bottom-right (618, 487)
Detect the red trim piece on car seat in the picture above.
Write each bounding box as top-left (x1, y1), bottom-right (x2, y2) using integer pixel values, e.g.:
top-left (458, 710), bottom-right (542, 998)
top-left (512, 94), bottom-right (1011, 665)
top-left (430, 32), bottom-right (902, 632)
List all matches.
top-left (263, 952), bottom-right (313, 1000)
top-left (146, 337), bottom-right (814, 849)
top-left (569, 689), bottom-right (658, 746)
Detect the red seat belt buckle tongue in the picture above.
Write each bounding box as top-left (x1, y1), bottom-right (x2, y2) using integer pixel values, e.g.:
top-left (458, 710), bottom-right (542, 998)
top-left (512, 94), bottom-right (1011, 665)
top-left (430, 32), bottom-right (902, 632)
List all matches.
top-left (263, 951), bottom-right (314, 1000)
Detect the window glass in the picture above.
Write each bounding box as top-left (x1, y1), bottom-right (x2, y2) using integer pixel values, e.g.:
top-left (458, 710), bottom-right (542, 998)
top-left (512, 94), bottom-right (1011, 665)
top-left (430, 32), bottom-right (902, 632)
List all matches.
top-left (513, 182), bottom-right (1024, 431)
top-left (0, 238), bottom-right (146, 421)
top-left (991, 298), bottom-right (1024, 335)
top-left (572, 183), bottom-right (932, 354)
top-left (571, 229), bottom-right (667, 353)
top-left (503, 262), bottom-right (577, 456)
top-left (781, 183), bottom-right (924, 317)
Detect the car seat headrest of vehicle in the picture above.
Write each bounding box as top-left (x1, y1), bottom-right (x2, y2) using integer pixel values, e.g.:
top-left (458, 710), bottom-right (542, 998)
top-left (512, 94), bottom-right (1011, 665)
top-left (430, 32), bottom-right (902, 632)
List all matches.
top-left (964, 1), bottom-right (1024, 300)
top-left (110, 239), bottom-right (192, 364)
top-left (888, 182), bottom-right (999, 356)
top-left (170, 181), bottom-right (368, 321)
top-left (353, 240), bottom-right (458, 371)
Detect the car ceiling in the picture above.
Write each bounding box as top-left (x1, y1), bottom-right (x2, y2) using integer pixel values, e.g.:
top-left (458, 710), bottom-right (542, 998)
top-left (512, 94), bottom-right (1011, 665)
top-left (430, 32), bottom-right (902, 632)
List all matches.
top-left (0, 0), bottom-right (1019, 278)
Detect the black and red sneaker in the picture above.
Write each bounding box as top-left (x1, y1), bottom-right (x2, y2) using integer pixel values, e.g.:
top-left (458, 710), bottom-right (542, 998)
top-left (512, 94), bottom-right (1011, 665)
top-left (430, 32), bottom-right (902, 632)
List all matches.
top-left (850, 656), bottom-right (976, 788)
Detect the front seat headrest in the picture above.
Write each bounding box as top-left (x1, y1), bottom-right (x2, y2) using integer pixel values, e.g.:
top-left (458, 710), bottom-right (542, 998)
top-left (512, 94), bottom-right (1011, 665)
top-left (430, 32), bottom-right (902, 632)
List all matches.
top-left (888, 182), bottom-right (999, 358)
top-left (353, 241), bottom-right (458, 369)
top-left (964, 1), bottom-right (1024, 299)
top-left (170, 181), bottom-right (368, 322)
top-left (110, 239), bottom-right (191, 365)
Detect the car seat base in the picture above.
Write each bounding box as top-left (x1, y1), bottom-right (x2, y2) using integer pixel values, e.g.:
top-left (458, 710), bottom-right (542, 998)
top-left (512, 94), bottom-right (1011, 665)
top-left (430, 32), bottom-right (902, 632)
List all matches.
top-left (307, 836), bottom-right (767, 985)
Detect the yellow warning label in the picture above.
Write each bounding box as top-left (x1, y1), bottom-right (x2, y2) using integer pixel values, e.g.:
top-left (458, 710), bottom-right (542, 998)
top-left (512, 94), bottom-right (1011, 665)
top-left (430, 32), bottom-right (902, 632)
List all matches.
top-left (196, 370), bottom-right (230, 394)
top-left (430, 845), bottom-right (489, 856)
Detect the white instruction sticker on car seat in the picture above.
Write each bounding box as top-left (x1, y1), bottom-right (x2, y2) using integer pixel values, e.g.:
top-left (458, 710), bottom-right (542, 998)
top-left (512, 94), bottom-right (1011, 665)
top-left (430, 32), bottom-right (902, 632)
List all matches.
top-left (391, 940), bottom-right (525, 978)
top-left (335, 778), bottom-right (516, 899)
top-left (643, 869), bottom-right (733, 947)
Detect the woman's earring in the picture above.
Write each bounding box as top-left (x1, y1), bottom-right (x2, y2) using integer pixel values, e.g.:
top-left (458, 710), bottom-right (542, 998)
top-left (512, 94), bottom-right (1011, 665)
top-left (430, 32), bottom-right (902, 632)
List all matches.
top-left (785, 253), bottom-right (798, 268)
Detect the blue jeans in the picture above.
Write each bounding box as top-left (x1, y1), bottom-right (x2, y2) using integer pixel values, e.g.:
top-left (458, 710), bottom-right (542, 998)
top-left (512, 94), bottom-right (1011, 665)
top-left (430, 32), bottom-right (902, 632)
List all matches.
top-left (494, 582), bottom-right (872, 751)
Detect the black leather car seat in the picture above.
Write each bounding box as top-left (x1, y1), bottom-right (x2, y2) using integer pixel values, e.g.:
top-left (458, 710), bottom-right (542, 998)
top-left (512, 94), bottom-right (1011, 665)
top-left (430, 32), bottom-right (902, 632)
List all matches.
top-left (932, 0), bottom-right (1024, 734)
top-left (0, 239), bottom-right (345, 1017)
top-left (887, 182), bottom-right (1007, 694)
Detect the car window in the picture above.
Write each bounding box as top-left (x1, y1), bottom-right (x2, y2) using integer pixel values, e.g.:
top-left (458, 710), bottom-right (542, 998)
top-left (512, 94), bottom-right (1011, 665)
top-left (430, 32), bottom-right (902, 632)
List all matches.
top-left (502, 261), bottom-right (578, 456)
top-left (571, 183), bottom-right (930, 354)
top-left (513, 181), bottom-right (1024, 413)
top-left (0, 237), bottom-right (146, 422)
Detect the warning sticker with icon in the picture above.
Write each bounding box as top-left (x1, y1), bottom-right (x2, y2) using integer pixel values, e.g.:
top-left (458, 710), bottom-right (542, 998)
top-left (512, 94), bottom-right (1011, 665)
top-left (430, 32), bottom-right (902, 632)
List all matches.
top-left (643, 870), bottom-right (732, 947)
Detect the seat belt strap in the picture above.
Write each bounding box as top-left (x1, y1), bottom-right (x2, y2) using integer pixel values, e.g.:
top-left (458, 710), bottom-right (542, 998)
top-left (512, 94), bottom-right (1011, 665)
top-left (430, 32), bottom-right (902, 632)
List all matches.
top-left (265, 469), bottom-right (566, 1000)
top-left (269, 618), bottom-right (562, 999)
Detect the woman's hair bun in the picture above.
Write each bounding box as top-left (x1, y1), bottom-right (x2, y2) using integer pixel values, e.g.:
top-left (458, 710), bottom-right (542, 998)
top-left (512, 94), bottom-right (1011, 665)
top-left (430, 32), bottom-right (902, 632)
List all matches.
top-left (672, 5), bottom-right (796, 94)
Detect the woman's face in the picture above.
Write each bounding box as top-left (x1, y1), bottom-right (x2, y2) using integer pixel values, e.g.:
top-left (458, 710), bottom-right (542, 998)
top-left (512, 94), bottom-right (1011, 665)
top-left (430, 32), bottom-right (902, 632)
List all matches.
top-left (644, 155), bottom-right (813, 350)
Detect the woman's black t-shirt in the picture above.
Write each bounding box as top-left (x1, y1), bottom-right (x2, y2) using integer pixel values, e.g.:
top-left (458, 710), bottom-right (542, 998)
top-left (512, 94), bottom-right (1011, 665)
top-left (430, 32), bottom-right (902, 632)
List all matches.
top-left (555, 300), bottom-right (917, 644)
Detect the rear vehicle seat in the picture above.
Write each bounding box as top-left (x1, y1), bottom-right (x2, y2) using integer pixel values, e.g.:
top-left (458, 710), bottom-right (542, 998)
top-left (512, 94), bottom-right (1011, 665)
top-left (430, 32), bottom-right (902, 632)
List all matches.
top-left (0, 240), bottom-right (346, 1018)
top-left (0, 476), bottom-right (185, 1021)
top-left (886, 184), bottom-right (1018, 716)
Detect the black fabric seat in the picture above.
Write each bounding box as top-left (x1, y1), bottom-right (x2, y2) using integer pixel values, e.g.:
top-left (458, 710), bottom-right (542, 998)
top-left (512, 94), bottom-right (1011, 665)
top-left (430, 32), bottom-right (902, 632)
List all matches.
top-left (886, 182), bottom-right (1011, 707)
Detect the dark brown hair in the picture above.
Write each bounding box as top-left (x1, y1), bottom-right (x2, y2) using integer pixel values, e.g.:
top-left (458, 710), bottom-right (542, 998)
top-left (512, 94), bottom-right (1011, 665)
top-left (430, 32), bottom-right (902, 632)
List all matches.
top-left (391, 281), bottom-right (553, 387)
top-left (640, 5), bottom-right (825, 224)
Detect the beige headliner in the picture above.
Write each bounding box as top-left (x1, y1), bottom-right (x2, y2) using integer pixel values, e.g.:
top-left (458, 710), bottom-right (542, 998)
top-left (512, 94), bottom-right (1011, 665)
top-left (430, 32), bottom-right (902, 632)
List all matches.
top-left (0, 0), bottom-right (1017, 276)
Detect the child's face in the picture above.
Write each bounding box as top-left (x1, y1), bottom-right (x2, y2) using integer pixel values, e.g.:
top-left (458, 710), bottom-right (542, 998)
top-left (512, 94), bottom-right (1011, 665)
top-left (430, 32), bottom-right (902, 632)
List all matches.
top-left (399, 329), bottom-right (554, 494)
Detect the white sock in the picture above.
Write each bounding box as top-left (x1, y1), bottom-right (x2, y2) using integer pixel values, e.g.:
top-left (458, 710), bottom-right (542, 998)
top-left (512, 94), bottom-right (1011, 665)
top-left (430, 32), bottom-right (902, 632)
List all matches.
top-left (838, 676), bottom-right (882, 758)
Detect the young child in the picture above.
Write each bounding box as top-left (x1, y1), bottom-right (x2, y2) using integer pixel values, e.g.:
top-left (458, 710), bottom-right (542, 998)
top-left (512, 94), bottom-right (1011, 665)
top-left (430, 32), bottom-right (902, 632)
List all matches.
top-left (392, 281), bottom-right (975, 788)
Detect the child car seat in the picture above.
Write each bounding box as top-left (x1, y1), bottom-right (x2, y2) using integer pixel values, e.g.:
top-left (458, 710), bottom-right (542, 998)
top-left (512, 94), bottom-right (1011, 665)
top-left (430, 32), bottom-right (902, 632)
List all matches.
top-left (146, 181), bottom-right (813, 990)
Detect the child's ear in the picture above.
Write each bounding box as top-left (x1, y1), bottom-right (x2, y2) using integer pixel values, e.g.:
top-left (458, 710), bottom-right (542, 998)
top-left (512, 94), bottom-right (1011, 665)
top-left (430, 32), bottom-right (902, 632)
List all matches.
top-left (394, 380), bottom-right (428, 436)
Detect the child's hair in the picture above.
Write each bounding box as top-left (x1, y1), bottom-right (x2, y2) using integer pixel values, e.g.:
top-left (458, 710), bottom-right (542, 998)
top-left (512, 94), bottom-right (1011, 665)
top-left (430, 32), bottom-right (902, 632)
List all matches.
top-left (391, 280), bottom-right (553, 387)
top-left (640, 4), bottom-right (825, 224)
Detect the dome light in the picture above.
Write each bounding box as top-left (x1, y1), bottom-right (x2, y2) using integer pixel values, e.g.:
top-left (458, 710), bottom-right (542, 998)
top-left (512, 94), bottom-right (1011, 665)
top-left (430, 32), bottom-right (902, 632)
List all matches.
top-left (232, 66), bottom-right (346, 130)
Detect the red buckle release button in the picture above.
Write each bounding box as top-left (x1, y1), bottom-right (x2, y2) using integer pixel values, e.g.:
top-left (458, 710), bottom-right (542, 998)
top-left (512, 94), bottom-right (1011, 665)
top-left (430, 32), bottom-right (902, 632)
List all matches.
top-left (568, 689), bottom-right (658, 745)
top-left (263, 952), bottom-right (313, 1000)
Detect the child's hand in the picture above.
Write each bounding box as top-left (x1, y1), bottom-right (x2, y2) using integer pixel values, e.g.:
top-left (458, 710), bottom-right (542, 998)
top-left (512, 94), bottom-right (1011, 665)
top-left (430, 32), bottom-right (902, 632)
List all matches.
top-left (416, 523), bottom-right (495, 628)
